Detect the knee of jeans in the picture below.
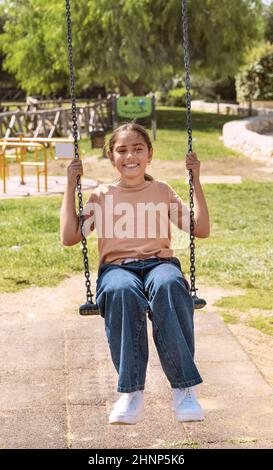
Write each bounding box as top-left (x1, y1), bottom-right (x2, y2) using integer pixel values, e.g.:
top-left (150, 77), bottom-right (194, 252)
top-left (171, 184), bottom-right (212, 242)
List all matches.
top-left (102, 283), bottom-right (139, 299)
top-left (153, 273), bottom-right (182, 293)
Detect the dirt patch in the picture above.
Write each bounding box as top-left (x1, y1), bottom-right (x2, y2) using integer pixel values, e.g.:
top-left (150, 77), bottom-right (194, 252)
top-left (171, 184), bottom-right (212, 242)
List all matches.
top-left (228, 323), bottom-right (273, 388)
top-left (7, 153), bottom-right (273, 184)
top-left (81, 155), bottom-right (273, 183)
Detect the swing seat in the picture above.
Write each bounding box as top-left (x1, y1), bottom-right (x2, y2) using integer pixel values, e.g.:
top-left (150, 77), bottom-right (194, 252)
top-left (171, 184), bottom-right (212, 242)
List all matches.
top-left (79, 293), bottom-right (207, 316)
top-left (193, 295), bottom-right (207, 309)
top-left (79, 301), bottom-right (100, 316)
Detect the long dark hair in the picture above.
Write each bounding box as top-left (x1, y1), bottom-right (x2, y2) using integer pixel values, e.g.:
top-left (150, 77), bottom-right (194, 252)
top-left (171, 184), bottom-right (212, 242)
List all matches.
top-left (108, 122), bottom-right (154, 181)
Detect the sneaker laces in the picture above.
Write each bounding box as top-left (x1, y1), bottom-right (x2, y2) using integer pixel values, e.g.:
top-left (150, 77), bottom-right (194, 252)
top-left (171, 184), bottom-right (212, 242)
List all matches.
top-left (173, 387), bottom-right (194, 408)
top-left (115, 393), bottom-right (131, 407)
top-left (121, 393), bottom-right (133, 404)
top-left (115, 391), bottom-right (142, 408)
top-left (184, 387), bottom-right (194, 403)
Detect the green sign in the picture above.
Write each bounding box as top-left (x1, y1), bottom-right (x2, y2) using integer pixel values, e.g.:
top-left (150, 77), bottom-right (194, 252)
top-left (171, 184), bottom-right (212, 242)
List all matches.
top-left (117, 96), bottom-right (152, 119)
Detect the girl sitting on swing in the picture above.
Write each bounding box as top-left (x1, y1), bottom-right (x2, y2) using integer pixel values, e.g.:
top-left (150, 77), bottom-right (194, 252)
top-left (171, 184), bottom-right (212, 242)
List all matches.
top-left (60, 122), bottom-right (210, 425)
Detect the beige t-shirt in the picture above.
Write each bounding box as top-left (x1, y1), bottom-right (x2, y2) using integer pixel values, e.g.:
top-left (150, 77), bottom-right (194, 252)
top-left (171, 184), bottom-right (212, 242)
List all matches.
top-left (82, 179), bottom-right (190, 266)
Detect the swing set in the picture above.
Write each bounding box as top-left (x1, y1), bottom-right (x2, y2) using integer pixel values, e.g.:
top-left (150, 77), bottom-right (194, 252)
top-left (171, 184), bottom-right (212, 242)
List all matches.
top-left (65, 0), bottom-right (206, 315)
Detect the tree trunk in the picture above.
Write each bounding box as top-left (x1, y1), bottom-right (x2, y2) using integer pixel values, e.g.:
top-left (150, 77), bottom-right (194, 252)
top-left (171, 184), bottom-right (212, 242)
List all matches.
top-left (119, 76), bottom-right (146, 96)
top-left (131, 78), bottom-right (146, 96)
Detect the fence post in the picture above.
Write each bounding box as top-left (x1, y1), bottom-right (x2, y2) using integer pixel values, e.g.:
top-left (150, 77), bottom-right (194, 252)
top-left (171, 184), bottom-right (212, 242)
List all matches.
top-left (151, 93), bottom-right (156, 141)
top-left (217, 94), bottom-right (220, 115)
top-left (248, 96), bottom-right (252, 117)
top-left (61, 110), bottom-right (68, 136)
top-left (112, 94), bottom-right (117, 130)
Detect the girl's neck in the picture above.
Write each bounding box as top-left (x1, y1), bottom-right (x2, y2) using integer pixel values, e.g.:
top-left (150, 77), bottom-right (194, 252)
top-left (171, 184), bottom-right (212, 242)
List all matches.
top-left (117, 176), bottom-right (146, 188)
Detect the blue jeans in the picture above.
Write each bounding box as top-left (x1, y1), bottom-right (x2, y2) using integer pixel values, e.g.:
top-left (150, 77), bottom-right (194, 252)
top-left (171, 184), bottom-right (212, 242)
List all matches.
top-left (96, 257), bottom-right (203, 393)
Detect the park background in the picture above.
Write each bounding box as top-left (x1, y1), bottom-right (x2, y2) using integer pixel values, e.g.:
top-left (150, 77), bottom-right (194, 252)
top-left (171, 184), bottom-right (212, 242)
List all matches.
top-left (0, 0), bottom-right (273, 450)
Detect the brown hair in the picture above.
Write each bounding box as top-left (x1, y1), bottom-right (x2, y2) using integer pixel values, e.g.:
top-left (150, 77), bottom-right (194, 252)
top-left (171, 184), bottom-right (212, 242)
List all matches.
top-left (108, 122), bottom-right (154, 181)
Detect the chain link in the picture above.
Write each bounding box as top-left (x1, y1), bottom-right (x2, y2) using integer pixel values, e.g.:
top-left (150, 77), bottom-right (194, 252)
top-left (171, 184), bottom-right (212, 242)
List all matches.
top-left (182, 0), bottom-right (196, 296)
top-left (65, 0), bottom-right (93, 303)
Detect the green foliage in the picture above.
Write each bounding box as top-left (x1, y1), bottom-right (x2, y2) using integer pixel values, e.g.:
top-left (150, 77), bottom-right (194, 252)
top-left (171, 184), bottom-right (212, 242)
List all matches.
top-left (236, 45), bottom-right (273, 101)
top-left (0, 0), bottom-right (68, 95)
top-left (0, 9), bottom-right (16, 88)
top-left (0, 0), bottom-right (264, 96)
top-left (157, 88), bottom-right (187, 107)
top-left (167, 88), bottom-right (187, 107)
top-left (264, 1), bottom-right (273, 43)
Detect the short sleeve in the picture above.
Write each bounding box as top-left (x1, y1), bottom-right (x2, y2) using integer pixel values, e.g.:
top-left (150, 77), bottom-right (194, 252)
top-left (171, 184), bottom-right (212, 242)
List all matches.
top-left (167, 183), bottom-right (190, 234)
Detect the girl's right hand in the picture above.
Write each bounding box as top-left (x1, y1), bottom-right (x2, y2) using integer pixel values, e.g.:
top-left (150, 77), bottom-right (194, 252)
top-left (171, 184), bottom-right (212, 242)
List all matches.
top-left (67, 158), bottom-right (83, 189)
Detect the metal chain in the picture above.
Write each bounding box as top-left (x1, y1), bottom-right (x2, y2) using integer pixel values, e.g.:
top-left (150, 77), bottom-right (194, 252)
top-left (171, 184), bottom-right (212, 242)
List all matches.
top-left (65, 0), bottom-right (93, 303)
top-left (181, 0), bottom-right (196, 297)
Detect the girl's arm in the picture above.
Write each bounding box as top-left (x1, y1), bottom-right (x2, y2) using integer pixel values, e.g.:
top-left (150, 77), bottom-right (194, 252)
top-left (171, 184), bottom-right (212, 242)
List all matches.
top-left (60, 159), bottom-right (83, 246)
top-left (186, 152), bottom-right (210, 238)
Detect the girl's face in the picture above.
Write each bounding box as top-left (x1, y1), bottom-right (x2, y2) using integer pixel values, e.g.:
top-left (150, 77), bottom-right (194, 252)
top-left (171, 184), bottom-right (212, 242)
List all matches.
top-left (110, 131), bottom-right (153, 184)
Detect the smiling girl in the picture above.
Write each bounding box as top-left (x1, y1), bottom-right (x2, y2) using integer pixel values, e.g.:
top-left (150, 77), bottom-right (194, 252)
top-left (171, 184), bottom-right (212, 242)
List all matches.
top-left (60, 122), bottom-right (210, 425)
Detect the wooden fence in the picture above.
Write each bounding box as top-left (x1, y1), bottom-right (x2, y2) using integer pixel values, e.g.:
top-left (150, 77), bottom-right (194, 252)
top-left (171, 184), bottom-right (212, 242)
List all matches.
top-left (0, 99), bottom-right (112, 139)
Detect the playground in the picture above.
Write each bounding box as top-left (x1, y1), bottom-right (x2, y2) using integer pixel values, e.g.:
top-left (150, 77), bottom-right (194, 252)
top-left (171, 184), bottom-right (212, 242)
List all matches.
top-left (0, 0), bottom-right (273, 452)
top-left (1, 105), bottom-right (273, 449)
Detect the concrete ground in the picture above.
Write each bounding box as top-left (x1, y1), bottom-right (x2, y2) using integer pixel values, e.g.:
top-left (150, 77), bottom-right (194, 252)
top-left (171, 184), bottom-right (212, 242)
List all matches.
top-left (0, 174), bottom-right (242, 199)
top-left (0, 274), bottom-right (272, 449)
top-left (0, 176), bottom-right (97, 199)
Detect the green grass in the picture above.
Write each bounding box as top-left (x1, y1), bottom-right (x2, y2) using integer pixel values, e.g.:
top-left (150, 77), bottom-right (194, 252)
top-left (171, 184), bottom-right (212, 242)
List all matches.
top-left (81, 106), bottom-right (244, 162)
top-left (220, 311), bottom-right (240, 325)
top-left (170, 180), bottom-right (273, 315)
top-left (230, 438), bottom-right (258, 445)
top-left (247, 315), bottom-right (273, 336)
top-left (0, 195), bottom-right (99, 292)
top-left (79, 136), bottom-right (106, 158)
top-left (153, 107), bottom-right (242, 161)
top-left (167, 440), bottom-right (199, 449)
top-left (1, 181), bottom-right (272, 311)
top-left (215, 290), bottom-right (272, 311)
top-left (220, 308), bottom-right (273, 336)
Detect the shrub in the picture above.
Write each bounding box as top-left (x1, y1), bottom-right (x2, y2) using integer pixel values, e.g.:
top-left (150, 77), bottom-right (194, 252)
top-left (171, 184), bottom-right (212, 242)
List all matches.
top-left (167, 88), bottom-right (187, 107)
top-left (236, 48), bottom-right (273, 102)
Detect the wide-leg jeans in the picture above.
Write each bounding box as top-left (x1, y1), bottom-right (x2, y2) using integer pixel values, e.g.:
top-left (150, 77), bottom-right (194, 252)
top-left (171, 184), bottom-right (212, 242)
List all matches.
top-left (96, 257), bottom-right (203, 393)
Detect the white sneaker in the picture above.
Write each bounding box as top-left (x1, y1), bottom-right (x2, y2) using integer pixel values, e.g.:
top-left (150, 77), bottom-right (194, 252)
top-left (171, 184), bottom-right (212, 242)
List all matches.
top-left (172, 387), bottom-right (204, 422)
top-left (109, 391), bottom-right (144, 425)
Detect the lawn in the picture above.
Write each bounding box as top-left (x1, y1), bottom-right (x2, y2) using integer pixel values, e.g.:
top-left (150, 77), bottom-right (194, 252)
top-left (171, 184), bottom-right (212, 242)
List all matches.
top-left (80, 106), bottom-right (242, 162)
top-left (153, 107), bottom-right (241, 161)
top-left (1, 181), bottom-right (272, 306)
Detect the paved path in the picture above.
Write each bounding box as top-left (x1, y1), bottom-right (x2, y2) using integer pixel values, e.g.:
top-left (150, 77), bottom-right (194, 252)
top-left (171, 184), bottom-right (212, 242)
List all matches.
top-left (0, 176), bottom-right (97, 199)
top-left (0, 174), bottom-right (243, 199)
top-left (0, 275), bottom-right (272, 449)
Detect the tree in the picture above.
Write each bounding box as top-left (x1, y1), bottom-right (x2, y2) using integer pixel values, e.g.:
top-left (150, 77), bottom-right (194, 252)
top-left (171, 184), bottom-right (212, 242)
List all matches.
top-left (0, 12), bottom-right (17, 88)
top-left (236, 45), bottom-right (273, 102)
top-left (264, 1), bottom-right (273, 43)
top-left (0, 0), bottom-right (264, 96)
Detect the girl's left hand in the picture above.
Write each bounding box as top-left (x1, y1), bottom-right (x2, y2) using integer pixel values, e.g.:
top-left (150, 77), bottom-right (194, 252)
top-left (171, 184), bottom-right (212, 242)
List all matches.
top-left (186, 152), bottom-right (200, 180)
